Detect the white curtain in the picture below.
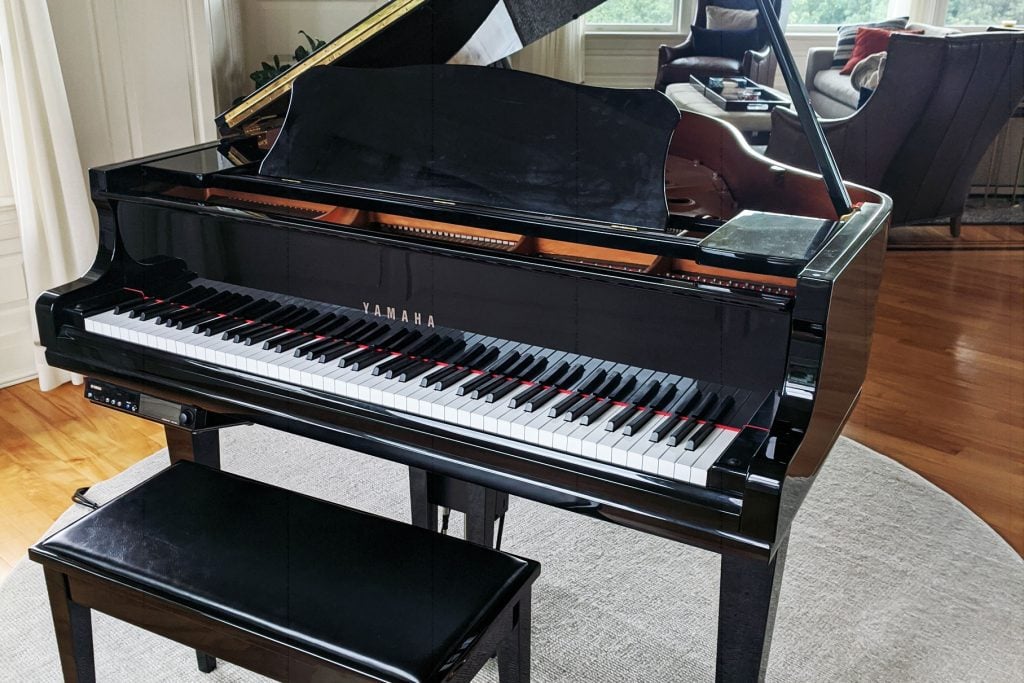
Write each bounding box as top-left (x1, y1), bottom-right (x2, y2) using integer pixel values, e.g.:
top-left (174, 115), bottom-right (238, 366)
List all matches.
top-left (0, 0), bottom-right (95, 391)
top-left (511, 18), bottom-right (585, 83)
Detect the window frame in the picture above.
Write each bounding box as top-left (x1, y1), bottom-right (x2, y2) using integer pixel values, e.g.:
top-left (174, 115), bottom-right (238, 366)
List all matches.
top-left (583, 0), bottom-right (686, 34)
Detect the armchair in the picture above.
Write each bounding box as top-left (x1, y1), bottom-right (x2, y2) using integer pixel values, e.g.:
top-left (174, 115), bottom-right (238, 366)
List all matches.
top-left (766, 32), bottom-right (1024, 237)
top-left (655, 0), bottom-right (790, 91)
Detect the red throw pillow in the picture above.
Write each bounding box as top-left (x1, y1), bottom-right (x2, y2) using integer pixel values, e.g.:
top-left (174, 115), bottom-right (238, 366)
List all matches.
top-left (840, 27), bottom-right (922, 75)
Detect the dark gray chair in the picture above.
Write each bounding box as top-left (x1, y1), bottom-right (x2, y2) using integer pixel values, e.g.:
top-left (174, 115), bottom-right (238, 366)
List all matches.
top-left (655, 0), bottom-right (791, 91)
top-left (767, 31), bottom-right (1024, 236)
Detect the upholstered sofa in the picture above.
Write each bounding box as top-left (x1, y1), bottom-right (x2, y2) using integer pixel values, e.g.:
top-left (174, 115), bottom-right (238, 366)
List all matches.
top-left (768, 31), bottom-right (1024, 236)
top-left (805, 23), bottom-right (960, 118)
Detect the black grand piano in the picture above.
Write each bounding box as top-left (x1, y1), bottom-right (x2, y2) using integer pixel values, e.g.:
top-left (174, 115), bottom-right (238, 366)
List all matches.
top-left (37, 1), bottom-right (890, 680)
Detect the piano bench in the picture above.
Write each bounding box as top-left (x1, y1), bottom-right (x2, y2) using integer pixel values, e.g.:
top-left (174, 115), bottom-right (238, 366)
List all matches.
top-left (29, 461), bottom-right (540, 683)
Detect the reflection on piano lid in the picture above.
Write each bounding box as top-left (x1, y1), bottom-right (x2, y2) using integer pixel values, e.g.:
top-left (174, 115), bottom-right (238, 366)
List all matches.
top-left (216, 0), bottom-right (607, 139)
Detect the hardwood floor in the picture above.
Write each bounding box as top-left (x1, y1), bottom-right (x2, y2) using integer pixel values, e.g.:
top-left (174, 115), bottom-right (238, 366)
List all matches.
top-left (0, 242), bottom-right (1021, 582)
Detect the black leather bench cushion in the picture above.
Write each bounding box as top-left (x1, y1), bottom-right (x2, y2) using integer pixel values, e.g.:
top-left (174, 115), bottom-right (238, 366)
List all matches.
top-left (34, 462), bottom-right (538, 683)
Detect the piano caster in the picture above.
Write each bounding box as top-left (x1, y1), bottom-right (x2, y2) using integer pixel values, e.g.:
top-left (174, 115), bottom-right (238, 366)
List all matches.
top-left (408, 467), bottom-right (509, 549)
top-left (716, 537), bottom-right (789, 683)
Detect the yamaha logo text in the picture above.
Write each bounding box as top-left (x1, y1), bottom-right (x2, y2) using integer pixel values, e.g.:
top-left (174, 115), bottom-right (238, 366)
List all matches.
top-left (362, 302), bottom-right (436, 328)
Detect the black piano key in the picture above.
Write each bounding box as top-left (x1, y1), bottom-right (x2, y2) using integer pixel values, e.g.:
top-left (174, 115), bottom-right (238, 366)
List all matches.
top-left (548, 391), bottom-right (587, 419)
top-left (372, 348), bottom-right (421, 375)
top-left (472, 354), bottom-right (533, 398)
top-left (383, 355), bottom-right (424, 378)
top-left (423, 337), bottom-right (458, 361)
top-left (239, 299), bottom-right (280, 322)
top-left (516, 357), bottom-right (549, 382)
top-left (352, 323), bottom-right (388, 346)
top-left (648, 383), bottom-right (679, 412)
top-left (156, 305), bottom-right (199, 325)
top-left (202, 317), bottom-right (247, 337)
top-left (350, 349), bottom-right (393, 371)
top-left (458, 368), bottom-right (505, 397)
top-left (629, 379), bottom-right (662, 407)
top-left (548, 364), bottom-right (584, 393)
top-left (276, 307), bottom-right (318, 329)
top-left (521, 361), bottom-right (583, 411)
top-left (390, 330), bottom-right (425, 354)
top-left (273, 333), bottom-right (315, 353)
top-left (397, 358), bottom-right (440, 382)
top-left (623, 408), bottom-right (657, 436)
top-left (219, 293), bottom-right (253, 312)
top-left (523, 386), bottom-right (566, 412)
top-left (173, 310), bottom-right (218, 330)
top-left (470, 375), bottom-right (508, 400)
top-left (341, 345), bottom-right (382, 369)
top-left (224, 322), bottom-right (265, 342)
top-left (125, 299), bottom-right (163, 319)
top-left (319, 341), bottom-right (357, 363)
top-left (261, 304), bottom-right (299, 326)
top-left (375, 328), bottom-right (413, 353)
top-left (136, 302), bottom-right (180, 321)
top-left (314, 314), bottom-right (352, 339)
top-left (329, 319), bottom-right (367, 343)
top-left (300, 312), bottom-right (339, 335)
top-left (605, 405), bottom-right (638, 433)
top-left (577, 397), bottom-right (616, 425)
top-left (430, 345), bottom-right (499, 389)
top-left (667, 394), bottom-right (719, 447)
top-left (485, 378), bottom-right (526, 403)
top-left (112, 296), bottom-right (147, 315)
top-left (650, 386), bottom-right (701, 442)
top-left (486, 351), bottom-right (522, 376)
top-left (246, 326), bottom-right (289, 346)
top-left (568, 372), bottom-right (622, 420)
top-left (170, 286), bottom-right (214, 305)
top-left (447, 343), bottom-right (489, 369)
top-left (623, 383), bottom-right (678, 435)
top-left (683, 422), bottom-right (718, 452)
top-left (431, 339), bottom-right (466, 364)
top-left (507, 383), bottom-right (544, 409)
top-left (456, 349), bottom-right (520, 392)
top-left (294, 336), bottom-right (335, 358)
top-left (683, 394), bottom-right (736, 451)
top-left (189, 289), bottom-right (234, 311)
top-left (157, 305), bottom-right (200, 325)
top-left (573, 368), bottom-right (608, 396)
top-left (421, 364), bottom-right (460, 388)
top-left (402, 333), bottom-right (442, 357)
top-left (263, 329), bottom-right (305, 350)
top-left (434, 367), bottom-right (473, 391)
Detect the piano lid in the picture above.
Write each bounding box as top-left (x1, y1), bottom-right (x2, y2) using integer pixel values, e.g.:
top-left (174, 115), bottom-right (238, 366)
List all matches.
top-left (217, 0), bottom-right (606, 137)
top-left (258, 65), bottom-right (681, 231)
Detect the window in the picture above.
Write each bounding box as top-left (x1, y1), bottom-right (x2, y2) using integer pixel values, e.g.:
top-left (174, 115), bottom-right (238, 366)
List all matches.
top-left (585, 0), bottom-right (681, 32)
top-left (945, 0), bottom-right (1021, 26)
top-left (788, 0), bottom-right (892, 27)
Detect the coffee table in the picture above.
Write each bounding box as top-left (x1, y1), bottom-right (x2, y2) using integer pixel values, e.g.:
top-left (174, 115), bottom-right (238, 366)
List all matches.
top-left (664, 82), bottom-right (789, 146)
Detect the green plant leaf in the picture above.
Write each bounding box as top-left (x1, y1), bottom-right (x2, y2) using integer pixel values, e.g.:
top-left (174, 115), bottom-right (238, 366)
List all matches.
top-left (294, 45), bottom-right (309, 61)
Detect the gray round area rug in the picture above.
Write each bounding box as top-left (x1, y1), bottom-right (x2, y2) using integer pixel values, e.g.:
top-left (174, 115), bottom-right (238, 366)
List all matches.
top-left (0, 428), bottom-right (1020, 682)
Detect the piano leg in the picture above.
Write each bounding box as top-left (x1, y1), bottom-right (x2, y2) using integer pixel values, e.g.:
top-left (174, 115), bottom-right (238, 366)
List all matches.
top-left (407, 468), bottom-right (509, 548)
top-left (409, 467), bottom-right (439, 532)
top-left (716, 537), bottom-right (789, 683)
top-left (164, 425), bottom-right (220, 673)
top-left (164, 426), bottom-right (220, 469)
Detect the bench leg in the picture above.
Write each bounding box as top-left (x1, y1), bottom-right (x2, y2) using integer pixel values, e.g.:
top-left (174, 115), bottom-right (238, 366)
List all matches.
top-left (43, 568), bottom-right (96, 683)
top-left (497, 589), bottom-right (531, 683)
top-left (165, 426), bottom-right (220, 469)
top-left (165, 426), bottom-right (220, 672)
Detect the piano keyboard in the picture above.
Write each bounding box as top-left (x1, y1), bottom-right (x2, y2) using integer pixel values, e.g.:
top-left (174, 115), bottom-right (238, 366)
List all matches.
top-left (83, 283), bottom-right (767, 488)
